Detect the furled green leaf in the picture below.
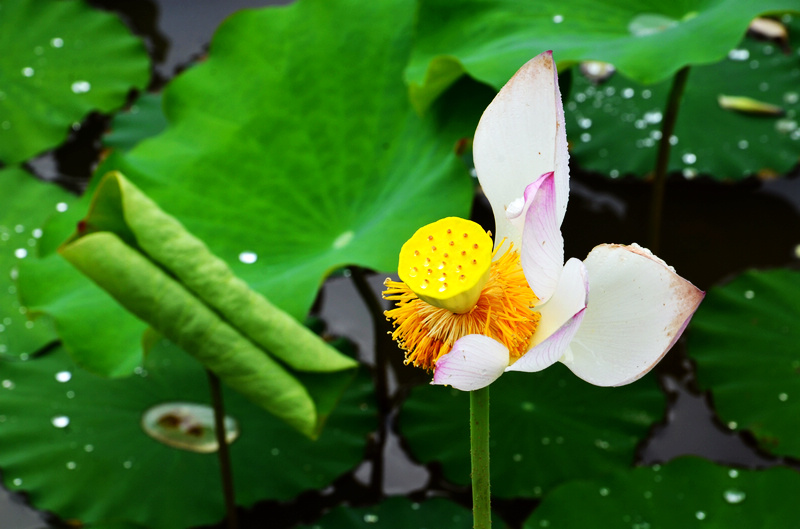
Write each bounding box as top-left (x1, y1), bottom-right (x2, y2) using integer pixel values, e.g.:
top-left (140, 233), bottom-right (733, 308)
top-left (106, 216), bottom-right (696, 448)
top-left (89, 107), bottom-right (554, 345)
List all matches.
top-left (0, 167), bottom-right (75, 358)
top-left (524, 457), bottom-right (800, 528)
top-left (296, 497), bottom-right (508, 529)
top-left (0, 0), bottom-right (150, 163)
top-left (407, 0), bottom-right (799, 110)
top-left (400, 365), bottom-right (665, 498)
top-left (565, 21), bottom-right (800, 180)
top-left (688, 268), bottom-right (800, 458)
top-left (0, 342), bottom-right (375, 528)
top-left (58, 172), bottom-right (357, 438)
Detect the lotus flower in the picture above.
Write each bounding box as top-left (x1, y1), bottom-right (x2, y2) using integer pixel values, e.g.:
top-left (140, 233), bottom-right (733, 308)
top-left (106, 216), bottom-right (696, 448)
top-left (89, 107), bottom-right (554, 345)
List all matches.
top-left (384, 51), bottom-right (704, 391)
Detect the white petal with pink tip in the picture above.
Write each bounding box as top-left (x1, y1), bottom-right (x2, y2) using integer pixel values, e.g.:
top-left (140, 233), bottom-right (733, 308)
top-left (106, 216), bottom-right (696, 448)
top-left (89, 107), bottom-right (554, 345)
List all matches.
top-left (508, 258), bottom-right (588, 372)
top-left (518, 172), bottom-right (564, 305)
top-left (563, 244), bottom-right (705, 386)
top-left (473, 51), bottom-right (570, 250)
top-left (433, 334), bottom-right (509, 391)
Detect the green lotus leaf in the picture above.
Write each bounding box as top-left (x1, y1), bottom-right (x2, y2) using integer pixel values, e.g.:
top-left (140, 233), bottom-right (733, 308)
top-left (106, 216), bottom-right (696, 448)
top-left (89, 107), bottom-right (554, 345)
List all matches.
top-left (0, 0), bottom-right (150, 164)
top-left (407, 0), bottom-right (799, 111)
top-left (0, 341), bottom-right (375, 528)
top-left (524, 457), bottom-right (800, 528)
top-left (400, 364), bottom-right (665, 498)
top-left (0, 167), bottom-right (77, 358)
top-left (566, 20), bottom-right (800, 180)
top-left (688, 268), bottom-right (800, 458)
top-left (55, 172), bottom-right (357, 438)
top-left (103, 92), bottom-right (167, 153)
top-left (19, 0), bottom-right (478, 384)
top-left (296, 496), bottom-right (508, 528)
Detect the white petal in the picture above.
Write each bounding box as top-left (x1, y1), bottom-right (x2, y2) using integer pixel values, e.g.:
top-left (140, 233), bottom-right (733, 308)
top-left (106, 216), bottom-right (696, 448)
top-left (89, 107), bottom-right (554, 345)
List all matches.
top-left (563, 244), bottom-right (705, 386)
top-left (432, 335), bottom-right (509, 391)
top-left (474, 50), bottom-right (570, 249)
top-left (517, 172), bottom-right (564, 304)
top-left (507, 258), bottom-right (588, 372)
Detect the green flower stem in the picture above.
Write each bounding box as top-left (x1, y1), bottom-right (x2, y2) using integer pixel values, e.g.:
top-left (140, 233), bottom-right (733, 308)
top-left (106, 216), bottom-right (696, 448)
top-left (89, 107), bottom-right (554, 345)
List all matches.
top-left (207, 369), bottom-right (239, 529)
top-left (470, 386), bottom-right (491, 529)
top-left (648, 65), bottom-right (691, 255)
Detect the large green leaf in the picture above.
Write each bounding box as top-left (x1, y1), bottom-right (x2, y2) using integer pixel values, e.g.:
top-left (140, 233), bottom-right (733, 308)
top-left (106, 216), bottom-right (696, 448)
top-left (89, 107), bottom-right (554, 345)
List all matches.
top-left (400, 365), bottom-right (665, 498)
top-left (566, 21), bottom-right (800, 180)
top-left (0, 342), bottom-right (375, 528)
top-left (524, 457), bottom-right (800, 528)
top-left (55, 172), bottom-right (357, 438)
top-left (0, 167), bottom-right (76, 358)
top-left (407, 0), bottom-right (799, 111)
top-left (0, 0), bottom-right (150, 164)
top-left (99, 0), bottom-right (474, 321)
top-left (296, 497), bottom-right (508, 529)
top-left (687, 268), bottom-right (800, 458)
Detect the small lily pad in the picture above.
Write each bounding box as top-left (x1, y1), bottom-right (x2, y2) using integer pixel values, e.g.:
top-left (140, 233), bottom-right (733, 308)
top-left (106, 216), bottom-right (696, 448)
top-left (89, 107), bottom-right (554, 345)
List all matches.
top-left (524, 457), bottom-right (800, 528)
top-left (0, 0), bottom-right (150, 163)
top-left (0, 341), bottom-right (375, 528)
top-left (407, 0), bottom-right (800, 110)
top-left (0, 167), bottom-right (76, 358)
top-left (688, 268), bottom-right (800, 458)
top-left (565, 20), bottom-right (800, 180)
top-left (400, 364), bottom-right (665, 498)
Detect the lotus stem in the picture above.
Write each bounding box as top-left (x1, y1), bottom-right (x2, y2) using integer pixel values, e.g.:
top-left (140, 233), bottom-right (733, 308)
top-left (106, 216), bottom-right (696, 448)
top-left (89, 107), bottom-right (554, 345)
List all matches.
top-left (649, 65), bottom-right (691, 254)
top-left (207, 369), bottom-right (239, 529)
top-left (470, 386), bottom-right (491, 528)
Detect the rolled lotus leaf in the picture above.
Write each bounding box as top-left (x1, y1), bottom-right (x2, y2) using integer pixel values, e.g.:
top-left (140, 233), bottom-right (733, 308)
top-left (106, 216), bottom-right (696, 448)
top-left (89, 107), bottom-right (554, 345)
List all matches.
top-left (60, 171), bottom-right (358, 438)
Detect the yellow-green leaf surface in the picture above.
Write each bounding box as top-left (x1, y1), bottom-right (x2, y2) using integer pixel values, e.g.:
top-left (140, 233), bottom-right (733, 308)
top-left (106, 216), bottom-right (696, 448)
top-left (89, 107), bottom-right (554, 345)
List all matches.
top-left (0, 0), bottom-right (150, 163)
top-left (58, 173), bottom-right (356, 438)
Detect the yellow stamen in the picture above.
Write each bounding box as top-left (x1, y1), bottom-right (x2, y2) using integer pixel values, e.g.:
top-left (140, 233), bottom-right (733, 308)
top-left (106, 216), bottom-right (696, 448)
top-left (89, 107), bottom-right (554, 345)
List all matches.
top-left (397, 217), bottom-right (493, 314)
top-left (383, 241), bottom-right (540, 371)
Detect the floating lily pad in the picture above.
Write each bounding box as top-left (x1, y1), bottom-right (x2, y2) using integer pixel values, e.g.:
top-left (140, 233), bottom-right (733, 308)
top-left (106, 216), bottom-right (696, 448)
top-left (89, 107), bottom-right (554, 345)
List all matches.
top-left (687, 268), bottom-right (800, 458)
top-left (0, 341), bottom-right (375, 528)
top-left (400, 364), bottom-right (665, 498)
top-left (0, 0), bottom-right (150, 164)
top-left (0, 167), bottom-right (76, 358)
top-left (566, 20), bottom-right (800, 180)
top-left (296, 496), bottom-right (507, 529)
top-left (523, 457), bottom-right (800, 528)
top-left (407, 0), bottom-right (800, 110)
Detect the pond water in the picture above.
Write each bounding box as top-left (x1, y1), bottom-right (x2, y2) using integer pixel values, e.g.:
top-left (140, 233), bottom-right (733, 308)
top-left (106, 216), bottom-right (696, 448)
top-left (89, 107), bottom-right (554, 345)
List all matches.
top-left (3, 1), bottom-right (800, 527)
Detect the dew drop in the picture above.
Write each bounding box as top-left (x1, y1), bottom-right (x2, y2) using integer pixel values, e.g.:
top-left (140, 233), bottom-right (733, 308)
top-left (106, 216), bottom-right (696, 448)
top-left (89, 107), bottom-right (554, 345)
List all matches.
top-left (2, 379), bottom-right (14, 390)
top-left (363, 514), bottom-right (379, 523)
top-left (723, 489), bottom-right (746, 504)
top-left (738, 139), bottom-right (749, 149)
top-left (238, 251), bottom-right (257, 264)
top-left (12, 478), bottom-right (22, 486)
top-left (578, 117), bottom-right (592, 129)
top-left (55, 371), bottom-right (72, 382)
top-left (778, 392), bottom-right (788, 402)
top-left (21, 67), bottom-right (34, 77)
top-left (728, 469), bottom-right (739, 478)
top-left (70, 81), bottom-right (91, 94)
top-left (84, 444), bottom-right (94, 452)
top-left (552, 14), bottom-right (563, 23)
top-left (622, 87), bottom-right (635, 99)
top-left (14, 248), bottom-right (27, 259)
top-left (644, 111), bottom-right (663, 124)
top-left (123, 460), bottom-right (133, 469)
top-left (695, 511), bottom-right (706, 520)
top-left (728, 420), bottom-right (738, 429)
top-left (51, 37), bottom-right (64, 48)
top-left (729, 48), bottom-right (750, 61)
top-left (66, 461), bottom-right (77, 470)
top-left (580, 132), bottom-right (591, 142)
top-left (56, 202), bottom-right (68, 212)
top-left (599, 487), bottom-right (610, 496)
top-left (521, 401), bottom-right (535, 412)
top-left (744, 290), bottom-right (755, 299)
top-left (52, 415), bottom-right (70, 428)
top-left (512, 453), bottom-right (523, 462)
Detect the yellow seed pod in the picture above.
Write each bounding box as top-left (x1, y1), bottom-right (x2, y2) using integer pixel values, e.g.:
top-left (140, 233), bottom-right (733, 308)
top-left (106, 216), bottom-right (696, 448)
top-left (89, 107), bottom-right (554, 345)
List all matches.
top-left (398, 217), bottom-right (493, 314)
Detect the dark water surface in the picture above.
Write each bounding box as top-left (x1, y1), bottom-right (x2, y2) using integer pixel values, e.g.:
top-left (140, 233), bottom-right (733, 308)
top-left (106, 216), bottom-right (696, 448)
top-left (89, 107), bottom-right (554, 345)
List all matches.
top-left (4, 0), bottom-right (800, 527)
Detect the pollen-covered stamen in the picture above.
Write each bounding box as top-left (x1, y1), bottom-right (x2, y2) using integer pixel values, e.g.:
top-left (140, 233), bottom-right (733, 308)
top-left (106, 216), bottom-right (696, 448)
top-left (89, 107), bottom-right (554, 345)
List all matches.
top-left (398, 217), bottom-right (493, 314)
